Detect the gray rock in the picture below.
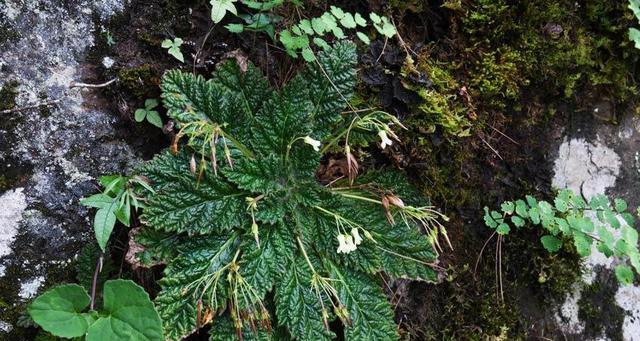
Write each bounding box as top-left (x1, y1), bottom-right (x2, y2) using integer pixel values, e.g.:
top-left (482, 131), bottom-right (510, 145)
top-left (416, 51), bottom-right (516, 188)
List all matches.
top-left (0, 0), bottom-right (137, 336)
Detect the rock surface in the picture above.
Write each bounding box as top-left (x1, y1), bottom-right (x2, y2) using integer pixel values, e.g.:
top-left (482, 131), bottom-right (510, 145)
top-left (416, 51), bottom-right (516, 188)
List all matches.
top-left (552, 110), bottom-right (640, 340)
top-left (0, 0), bottom-right (137, 336)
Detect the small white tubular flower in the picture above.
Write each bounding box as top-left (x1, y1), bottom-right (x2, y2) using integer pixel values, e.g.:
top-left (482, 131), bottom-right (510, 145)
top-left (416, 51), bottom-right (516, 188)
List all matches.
top-left (352, 228), bottom-right (362, 245)
top-left (303, 136), bottom-right (321, 151)
top-left (345, 235), bottom-right (357, 253)
top-left (378, 130), bottom-right (393, 149)
top-left (337, 234), bottom-right (348, 253)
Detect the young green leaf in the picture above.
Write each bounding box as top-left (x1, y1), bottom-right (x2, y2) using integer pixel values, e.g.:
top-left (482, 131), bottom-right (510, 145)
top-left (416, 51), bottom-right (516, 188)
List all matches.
top-left (28, 284), bottom-right (91, 338)
top-left (615, 264), bottom-right (634, 285)
top-left (340, 12), bottom-right (357, 29)
top-left (615, 198), bottom-right (628, 213)
top-left (511, 215), bottom-right (525, 227)
top-left (211, 0), bottom-right (237, 23)
top-left (554, 197), bottom-right (568, 213)
top-left (354, 13), bottom-right (367, 26)
top-left (162, 38), bottom-right (185, 62)
top-left (496, 223), bottom-right (510, 235)
top-left (356, 32), bottom-right (370, 45)
top-left (145, 111), bottom-right (163, 128)
top-left (225, 23), bottom-right (244, 33)
top-left (85, 280), bottom-right (163, 341)
top-left (94, 202), bottom-right (118, 251)
top-left (540, 235), bottom-right (562, 252)
top-left (500, 201), bottom-right (514, 214)
top-left (134, 109), bottom-right (147, 122)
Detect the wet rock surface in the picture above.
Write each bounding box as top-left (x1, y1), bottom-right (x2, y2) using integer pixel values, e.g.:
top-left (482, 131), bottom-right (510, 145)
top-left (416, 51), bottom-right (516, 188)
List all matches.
top-left (552, 108), bottom-right (640, 340)
top-left (0, 0), bottom-right (139, 336)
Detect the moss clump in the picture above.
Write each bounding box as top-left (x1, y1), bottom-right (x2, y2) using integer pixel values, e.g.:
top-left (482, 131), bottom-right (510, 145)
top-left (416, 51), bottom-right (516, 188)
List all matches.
top-left (0, 17), bottom-right (19, 46)
top-left (577, 272), bottom-right (625, 340)
top-left (403, 54), bottom-right (473, 137)
top-left (0, 80), bottom-right (19, 111)
top-left (116, 64), bottom-right (160, 100)
top-left (470, 48), bottom-right (529, 110)
top-left (0, 176), bottom-right (8, 192)
top-left (462, 0), bottom-right (637, 107)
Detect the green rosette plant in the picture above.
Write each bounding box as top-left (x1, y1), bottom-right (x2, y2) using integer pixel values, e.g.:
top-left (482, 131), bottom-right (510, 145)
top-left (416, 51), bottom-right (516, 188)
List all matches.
top-left (135, 41), bottom-right (448, 340)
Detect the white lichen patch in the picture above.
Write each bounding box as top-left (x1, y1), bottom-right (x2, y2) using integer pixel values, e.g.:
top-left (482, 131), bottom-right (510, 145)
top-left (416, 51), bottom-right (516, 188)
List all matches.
top-left (615, 285), bottom-right (640, 341)
top-left (552, 138), bottom-right (621, 199)
top-left (0, 189), bottom-right (27, 258)
top-left (552, 138), bottom-right (624, 337)
top-left (0, 321), bottom-right (12, 333)
top-left (19, 276), bottom-right (45, 299)
top-left (556, 283), bottom-right (585, 334)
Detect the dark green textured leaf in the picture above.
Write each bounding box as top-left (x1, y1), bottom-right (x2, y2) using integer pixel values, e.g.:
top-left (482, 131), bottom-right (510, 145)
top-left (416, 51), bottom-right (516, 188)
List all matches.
top-left (252, 76), bottom-right (313, 156)
top-left (141, 152), bottom-right (246, 234)
top-left (275, 257), bottom-right (334, 341)
top-left (302, 41), bottom-right (357, 138)
top-left (213, 61), bottom-right (272, 139)
top-left (161, 70), bottom-right (226, 125)
top-left (239, 222), bottom-right (294, 299)
top-left (330, 266), bottom-right (399, 341)
top-left (156, 234), bottom-right (239, 340)
top-left (134, 228), bottom-right (187, 266)
top-left (209, 314), bottom-right (276, 340)
top-left (223, 155), bottom-right (284, 193)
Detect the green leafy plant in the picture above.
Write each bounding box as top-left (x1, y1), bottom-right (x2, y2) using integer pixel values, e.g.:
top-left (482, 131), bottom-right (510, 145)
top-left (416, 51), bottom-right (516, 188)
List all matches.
top-left (28, 280), bottom-right (162, 340)
top-left (161, 38), bottom-right (185, 62)
top-left (484, 189), bottom-right (640, 285)
top-left (629, 0), bottom-right (640, 48)
top-left (278, 7), bottom-right (397, 61)
top-left (211, 0), bottom-right (239, 23)
top-left (135, 41), bottom-right (447, 340)
top-left (135, 99), bottom-right (164, 128)
top-left (80, 175), bottom-right (152, 251)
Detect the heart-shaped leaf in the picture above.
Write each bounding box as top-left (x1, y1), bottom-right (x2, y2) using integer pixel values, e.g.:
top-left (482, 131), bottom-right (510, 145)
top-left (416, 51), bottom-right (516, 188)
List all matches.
top-left (86, 280), bottom-right (163, 341)
top-left (28, 284), bottom-right (91, 338)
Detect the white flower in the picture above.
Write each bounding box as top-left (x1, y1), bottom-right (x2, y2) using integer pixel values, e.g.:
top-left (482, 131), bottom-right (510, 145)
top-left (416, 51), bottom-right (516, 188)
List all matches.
top-left (303, 136), bottom-right (321, 151)
top-left (378, 130), bottom-right (393, 149)
top-left (337, 234), bottom-right (348, 253)
top-left (345, 235), bottom-right (357, 253)
top-left (352, 228), bottom-right (362, 245)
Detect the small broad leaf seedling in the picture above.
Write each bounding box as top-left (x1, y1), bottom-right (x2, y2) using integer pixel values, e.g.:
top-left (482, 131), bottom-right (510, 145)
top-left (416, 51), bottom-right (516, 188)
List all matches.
top-left (135, 99), bottom-right (163, 128)
top-left (211, 0), bottom-right (238, 23)
top-left (29, 280), bottom-right (162, 340)
top-left (161, 38), bottom-right (185, 62)
top-left (79, 175), bottom-right (152, 251)
top-left (484, 189), bottom-right (640, 286)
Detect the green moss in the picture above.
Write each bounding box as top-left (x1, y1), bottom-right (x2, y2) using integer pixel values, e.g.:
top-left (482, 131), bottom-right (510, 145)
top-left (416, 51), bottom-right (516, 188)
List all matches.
top-left (403, 54), bottom-right (473, 138)
top-left (577, 274), bottom-right (625, 340)
top-left (0, 80), bottom-right (19, 111)
top-left (462, 0), bottom-right (637, 108)
top-left (0, 176), bottom-right (8, 192)
top-left (470, 48), bottom-right (529, 110)
top-left (116, 64), bottom-right (160, 100)
top-left (0, 17), bottom-right (19, 46)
